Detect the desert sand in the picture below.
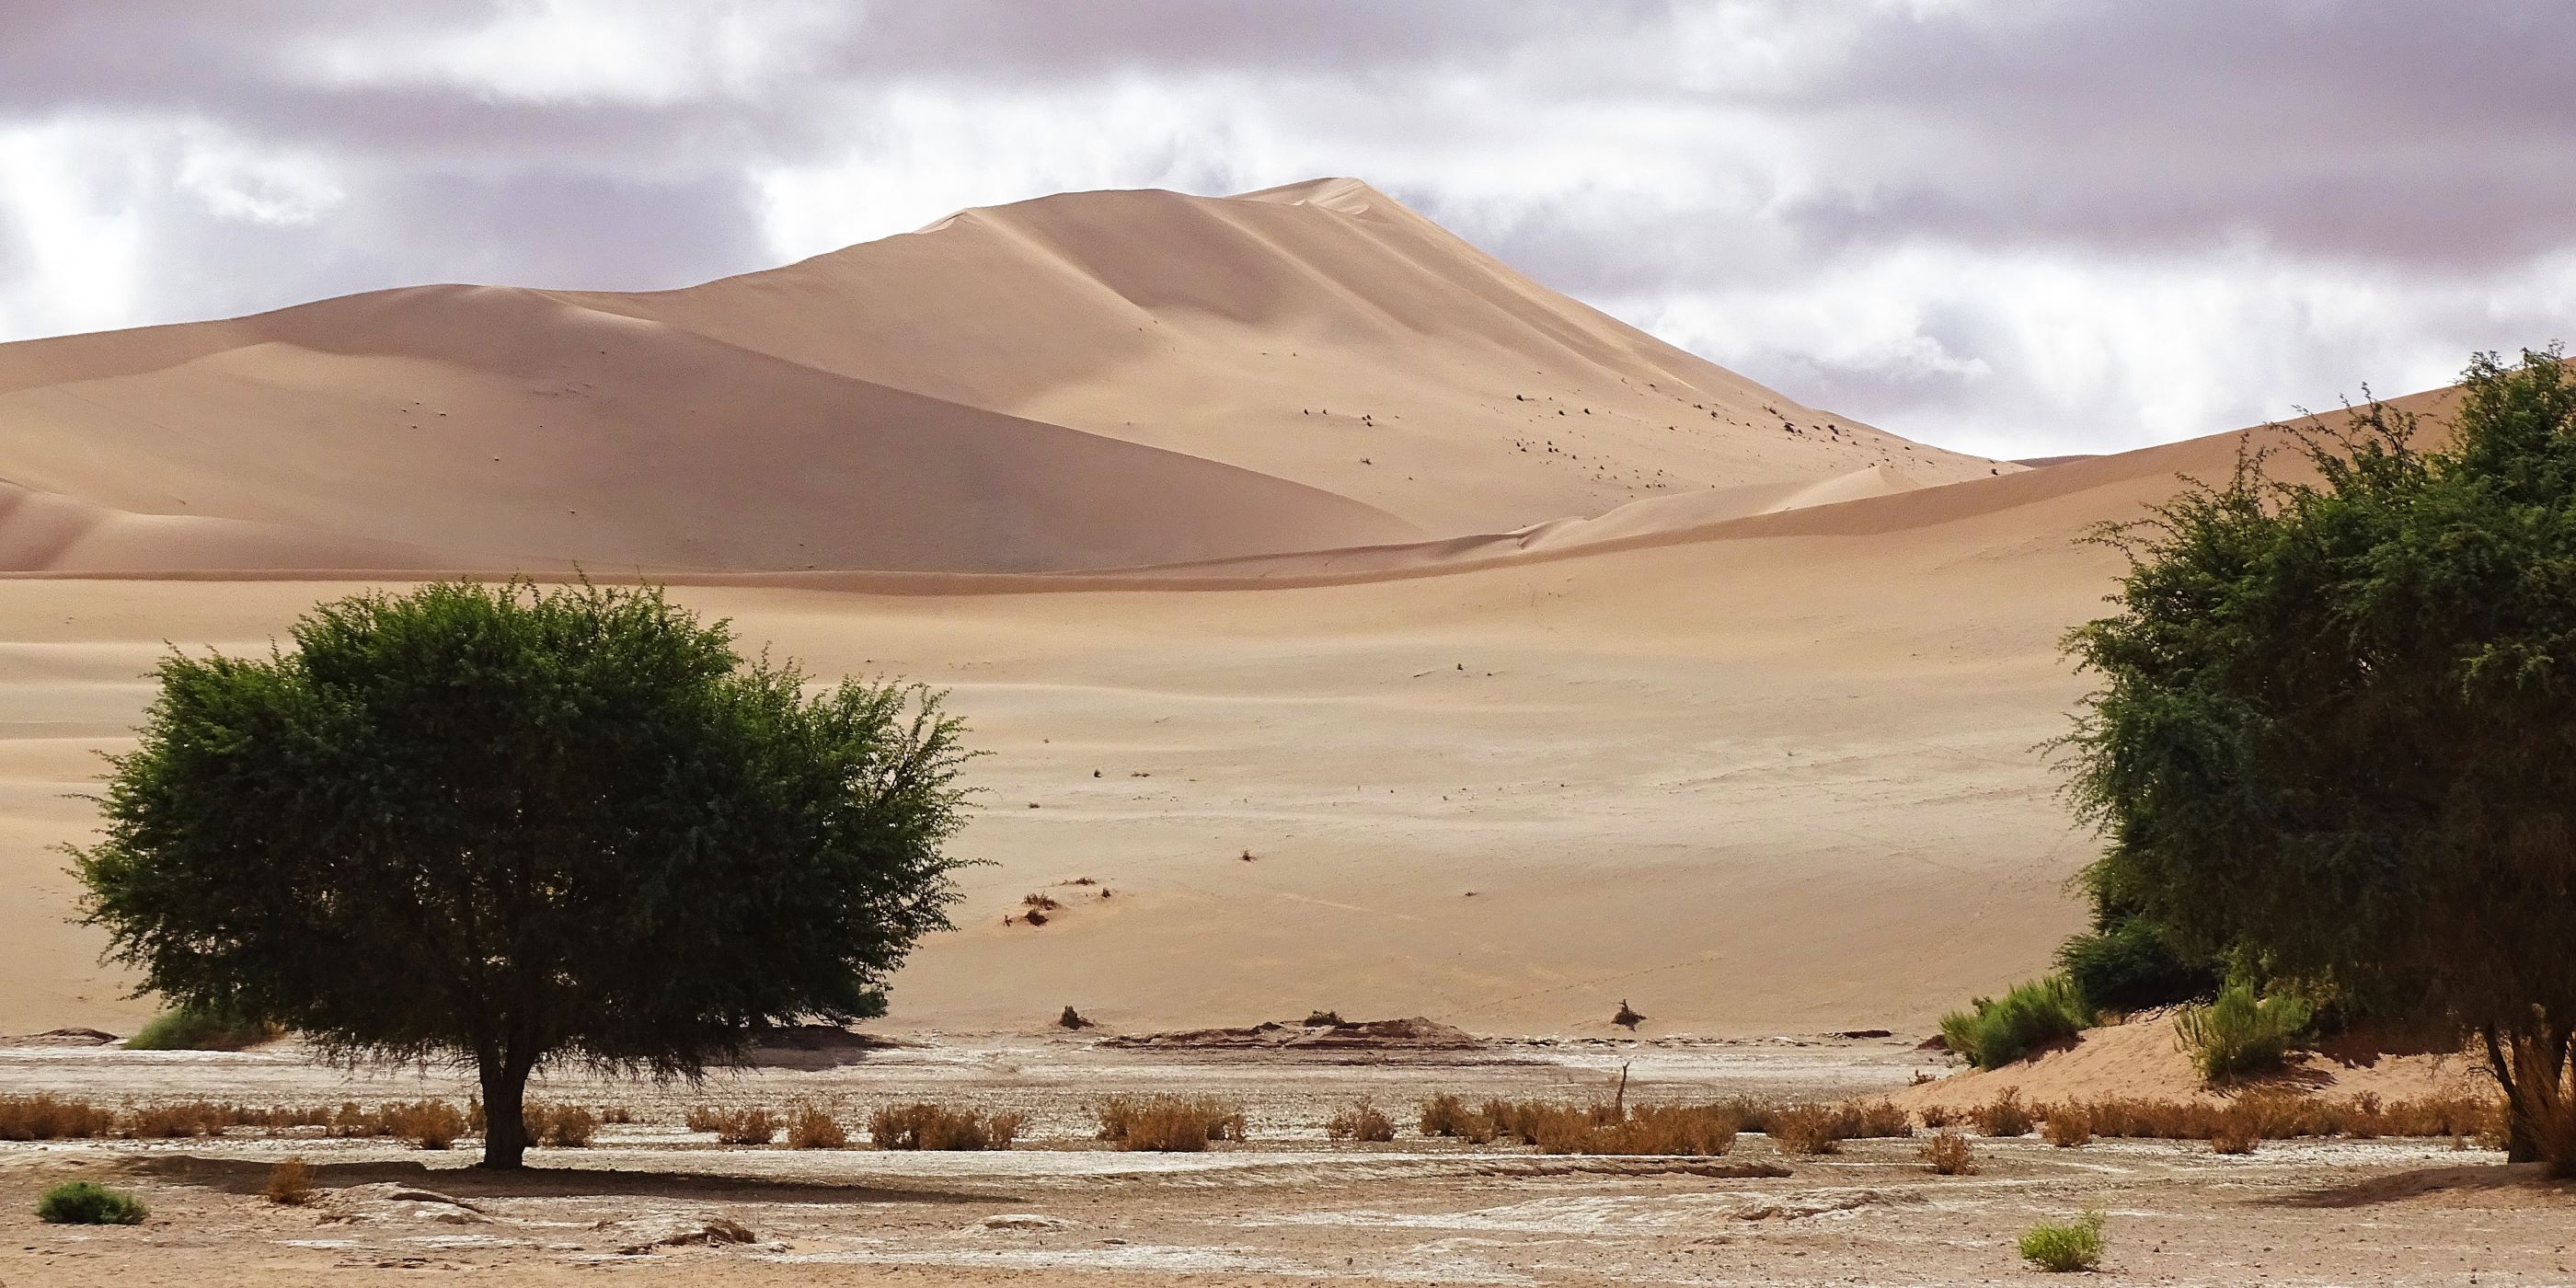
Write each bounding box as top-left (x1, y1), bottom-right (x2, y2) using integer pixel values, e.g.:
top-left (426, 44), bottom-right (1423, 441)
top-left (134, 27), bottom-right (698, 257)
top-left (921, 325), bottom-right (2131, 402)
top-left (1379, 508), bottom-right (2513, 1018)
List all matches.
top-left (0, 179), bottom-right (2459, 1042)
top-left (0, 176), bottom-right (2540, 1285)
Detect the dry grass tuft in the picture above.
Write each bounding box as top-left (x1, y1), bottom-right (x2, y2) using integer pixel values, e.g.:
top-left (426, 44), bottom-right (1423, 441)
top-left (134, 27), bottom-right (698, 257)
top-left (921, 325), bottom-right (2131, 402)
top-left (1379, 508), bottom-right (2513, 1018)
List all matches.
top-left (264, 1157), bottom-right (317, 1205)
top-left (868, 1103), bottom-right (1023, 1150)
top-left (0, 1096), bottom-right (119, 1141)
top-left (1921, 1131), bottom-right (1976, 1174)
top-left (527, 1103), bottom-right (597, 1147)
top-left (1973, 1091), bottom-right (2035, 1137)
top-left (1479, 1098), bottom-right (1739, 1156)
top-left (2041, 1109), bottom-right (2094, 1148)
top-left (1417, 1094), bottom-right (1498, 1144)
top-left (1325, 1098), bottom-right (1397, 1143)
top-left (388, 1100), bottom-right (467, 1149)
top-left (1767, 1104), bottom-right (1846, 1156)
top-left (685, 1106), bottom-right (779, 1146)
top-left (2032, 1093), bottom-right (2499, 1144)
top-left (1097, 1095), bottom-right (1247, 1152)
top-left (785, 1103), bottom-right (849, 1149)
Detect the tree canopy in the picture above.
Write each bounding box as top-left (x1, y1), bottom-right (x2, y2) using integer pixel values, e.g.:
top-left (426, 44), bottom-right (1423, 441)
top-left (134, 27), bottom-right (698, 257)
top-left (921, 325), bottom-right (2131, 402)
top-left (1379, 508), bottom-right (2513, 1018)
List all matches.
top-left (2060, 348), bottom-right (2576, 1168)
top-left (75, 581), bottom-right (974, 1167)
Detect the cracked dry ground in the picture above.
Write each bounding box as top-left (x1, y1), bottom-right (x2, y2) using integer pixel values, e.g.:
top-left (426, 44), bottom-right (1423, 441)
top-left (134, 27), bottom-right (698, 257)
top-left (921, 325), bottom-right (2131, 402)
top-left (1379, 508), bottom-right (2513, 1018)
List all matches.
top-left (6, 1136), bottom-right (2572, 1286)
top-left (1, 1041), bottom-right (2570, 1286)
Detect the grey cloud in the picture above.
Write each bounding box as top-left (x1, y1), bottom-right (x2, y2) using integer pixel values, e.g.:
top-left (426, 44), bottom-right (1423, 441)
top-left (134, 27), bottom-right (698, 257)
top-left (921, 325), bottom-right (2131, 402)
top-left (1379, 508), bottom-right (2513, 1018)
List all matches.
top-left (0, 1), bottom-right (2566, 455)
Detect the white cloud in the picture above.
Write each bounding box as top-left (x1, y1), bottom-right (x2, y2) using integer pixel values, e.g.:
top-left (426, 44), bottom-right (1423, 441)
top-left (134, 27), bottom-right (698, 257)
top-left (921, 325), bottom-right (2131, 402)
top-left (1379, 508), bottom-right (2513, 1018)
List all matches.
top-left (174, 125), bottom-right (345, 226)
top-left (0, 121), bottom-right (154, 339)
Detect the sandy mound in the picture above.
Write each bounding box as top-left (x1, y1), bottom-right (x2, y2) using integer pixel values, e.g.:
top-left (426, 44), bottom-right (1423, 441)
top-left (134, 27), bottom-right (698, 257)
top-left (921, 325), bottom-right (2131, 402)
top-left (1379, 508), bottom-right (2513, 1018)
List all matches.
top-left (1102, 1016), bottom-right (1478, 1051)
top-left (1895, 1016), bottom-right (2490, 1113)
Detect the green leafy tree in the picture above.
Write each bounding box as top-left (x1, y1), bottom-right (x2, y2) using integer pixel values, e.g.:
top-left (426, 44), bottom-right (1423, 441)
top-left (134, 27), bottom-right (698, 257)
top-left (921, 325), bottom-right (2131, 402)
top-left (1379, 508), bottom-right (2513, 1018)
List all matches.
top-left (2061, 348), bottom-right (2576, 1169)
top-left (75, 581), bottom-right (974, 1168)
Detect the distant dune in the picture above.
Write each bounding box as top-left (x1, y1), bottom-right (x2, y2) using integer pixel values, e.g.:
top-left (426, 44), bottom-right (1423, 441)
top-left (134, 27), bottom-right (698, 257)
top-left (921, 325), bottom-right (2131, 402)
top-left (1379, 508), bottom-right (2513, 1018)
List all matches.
top-left (0, 179), bottom-right (2007, 578)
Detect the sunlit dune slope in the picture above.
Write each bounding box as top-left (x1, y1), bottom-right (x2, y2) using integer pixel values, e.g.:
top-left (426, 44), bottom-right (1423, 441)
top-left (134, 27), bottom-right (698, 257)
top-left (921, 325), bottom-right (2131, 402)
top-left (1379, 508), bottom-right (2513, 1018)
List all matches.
top-left (567, 178), bottom-right (2008, 536)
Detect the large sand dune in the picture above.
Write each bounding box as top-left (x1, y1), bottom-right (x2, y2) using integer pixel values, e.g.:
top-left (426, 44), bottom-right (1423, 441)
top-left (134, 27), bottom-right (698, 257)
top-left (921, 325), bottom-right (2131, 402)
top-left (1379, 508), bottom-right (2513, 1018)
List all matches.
top-left (0, 178), bottom-right (2447, 1038)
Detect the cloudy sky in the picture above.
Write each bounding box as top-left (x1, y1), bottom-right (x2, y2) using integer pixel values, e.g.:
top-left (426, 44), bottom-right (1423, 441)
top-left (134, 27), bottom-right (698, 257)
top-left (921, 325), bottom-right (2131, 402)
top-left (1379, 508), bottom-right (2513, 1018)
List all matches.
top-left (4, 1), bottom-right (2568, 458)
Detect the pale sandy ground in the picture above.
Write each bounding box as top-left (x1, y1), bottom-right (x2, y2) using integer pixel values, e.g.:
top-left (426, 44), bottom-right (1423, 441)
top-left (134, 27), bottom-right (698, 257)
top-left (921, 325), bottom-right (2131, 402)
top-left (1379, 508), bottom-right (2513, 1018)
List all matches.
top-left (2, 1037), bottom-right (2567, 1288)
top-left (1894, 1018), bottom-right (2490, 1117)
top-left (0, 391), bottom-right (2457, 1038)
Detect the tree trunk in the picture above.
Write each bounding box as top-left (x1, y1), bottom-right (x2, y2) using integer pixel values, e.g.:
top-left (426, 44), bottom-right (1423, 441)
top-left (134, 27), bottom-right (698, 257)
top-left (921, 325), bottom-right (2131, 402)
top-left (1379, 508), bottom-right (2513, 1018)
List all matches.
top-left (478, 1053), bottom-right (533, 1170)
top-left (2483, 1019), bottom-right (2571, 1170)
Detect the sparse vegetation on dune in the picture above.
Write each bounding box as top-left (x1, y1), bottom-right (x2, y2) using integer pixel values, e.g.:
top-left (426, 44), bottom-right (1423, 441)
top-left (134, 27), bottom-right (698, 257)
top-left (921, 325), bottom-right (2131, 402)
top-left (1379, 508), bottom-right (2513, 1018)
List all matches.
top-left (122, 1002), bottom-right (282, 1052)
top-left (2175, 982), bottom-right (2314, 1081)
top-left (1938, 976), bottom-right (2091, 1070)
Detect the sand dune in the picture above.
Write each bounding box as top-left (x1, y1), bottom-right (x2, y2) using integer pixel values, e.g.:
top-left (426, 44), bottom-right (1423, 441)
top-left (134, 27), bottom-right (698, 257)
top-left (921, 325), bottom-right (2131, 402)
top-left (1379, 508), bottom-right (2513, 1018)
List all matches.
top-left (0, 283), bottom-right (1419, 574)
top-left (574, 178), bottom-right (2009, 538)
top-left (0, 178), bottom-right (2007, 578)
top-left (0, 174), bottom-right (2459, 1038)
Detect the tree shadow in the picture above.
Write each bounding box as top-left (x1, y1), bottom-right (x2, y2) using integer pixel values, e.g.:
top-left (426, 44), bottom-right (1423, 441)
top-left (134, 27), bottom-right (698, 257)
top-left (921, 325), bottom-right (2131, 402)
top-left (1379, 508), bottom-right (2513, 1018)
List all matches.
top-left (128, 1154), bottom-right (1020, 1206)
top-left (2265, 1161), bottom-right (2567, 1208)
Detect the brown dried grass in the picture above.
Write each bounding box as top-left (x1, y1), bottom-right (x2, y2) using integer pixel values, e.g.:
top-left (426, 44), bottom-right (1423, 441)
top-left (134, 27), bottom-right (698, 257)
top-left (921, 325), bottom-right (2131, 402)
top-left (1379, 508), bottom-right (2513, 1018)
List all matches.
top-left (685, 1106), bottom-right (779, 1145)
top-left (2041, 1109), bottom-right (2094, 1148)
top-left (263, 1157), bottom-right (317, 1205)
top-left (868, 1103), bottom-right (1023, 1150)
top-left (786, 1104), bottom-right (850, 1150)
top-left (1973, 1091), bottom-right (2035, 1137)
top-left (1325, 1098), bottom-right (1396, 1143)
top-left (1921, 1131), bottom-right (1976, 1175)
top-left (1097, 1095), bottom-right (1246, 1152)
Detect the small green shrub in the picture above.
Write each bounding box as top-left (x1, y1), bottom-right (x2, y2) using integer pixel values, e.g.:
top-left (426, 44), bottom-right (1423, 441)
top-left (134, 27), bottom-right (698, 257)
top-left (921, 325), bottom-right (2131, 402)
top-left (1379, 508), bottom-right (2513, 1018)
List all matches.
top-left (2018, 1208), bottom-right (2105, 1272)
top-left (2056, 917), bottom-right (2220, 1015)
top-left (36, 1180), bottom-right (147, 1225)
top-left (2175, 982), bottom-right (2314, 1081)
top-left (123, 1003), bottom-right (281, 1052)
top-left (1938, 975), bottom-right (2091, 1069)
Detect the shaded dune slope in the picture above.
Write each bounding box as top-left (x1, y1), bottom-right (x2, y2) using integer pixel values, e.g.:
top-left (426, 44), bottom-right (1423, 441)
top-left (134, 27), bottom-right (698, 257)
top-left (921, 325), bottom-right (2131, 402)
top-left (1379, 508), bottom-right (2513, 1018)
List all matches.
top-left (0, 283), bottom-right (1419, 573)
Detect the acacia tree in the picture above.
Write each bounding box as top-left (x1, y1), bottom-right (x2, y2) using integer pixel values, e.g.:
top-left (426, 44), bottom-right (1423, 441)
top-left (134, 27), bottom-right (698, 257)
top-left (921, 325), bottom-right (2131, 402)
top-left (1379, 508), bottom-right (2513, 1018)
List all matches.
top-left (75, 581), bottom-right (973, 1168)
top-left (2061, 348), bottom-right (2576, 1170)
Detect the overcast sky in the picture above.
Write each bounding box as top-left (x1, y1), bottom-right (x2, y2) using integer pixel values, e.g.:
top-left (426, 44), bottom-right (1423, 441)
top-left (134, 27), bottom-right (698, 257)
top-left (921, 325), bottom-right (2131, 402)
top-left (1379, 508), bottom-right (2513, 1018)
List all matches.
top-left (4, 1), bottom-right (2568, 458)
